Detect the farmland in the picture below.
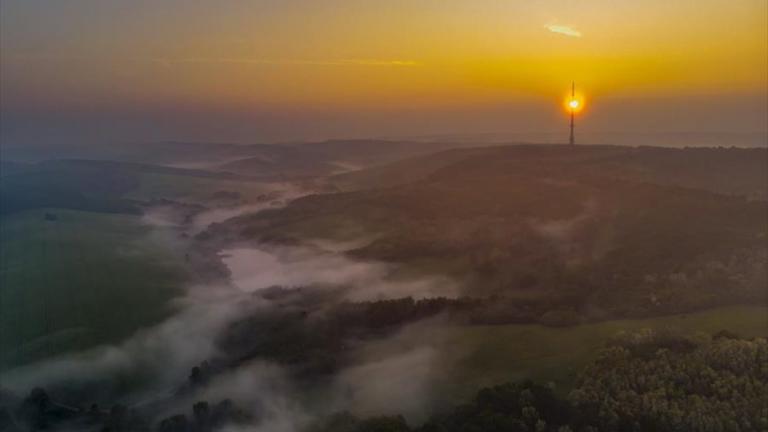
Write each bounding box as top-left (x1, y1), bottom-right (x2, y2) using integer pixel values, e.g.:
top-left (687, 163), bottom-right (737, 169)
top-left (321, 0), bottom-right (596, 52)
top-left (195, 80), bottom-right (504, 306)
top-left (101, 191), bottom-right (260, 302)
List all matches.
top-left (0, 209), bottom-right (187, 370)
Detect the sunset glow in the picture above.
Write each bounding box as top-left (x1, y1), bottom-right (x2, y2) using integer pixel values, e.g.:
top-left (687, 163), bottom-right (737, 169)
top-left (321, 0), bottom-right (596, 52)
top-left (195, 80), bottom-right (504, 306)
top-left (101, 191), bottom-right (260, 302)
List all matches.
top-left (1, 0), bottom-right (766, 142)
top-left (1, 2), bottom-right (767, 429)
top-left (563, 92), bottom-right (586, 115)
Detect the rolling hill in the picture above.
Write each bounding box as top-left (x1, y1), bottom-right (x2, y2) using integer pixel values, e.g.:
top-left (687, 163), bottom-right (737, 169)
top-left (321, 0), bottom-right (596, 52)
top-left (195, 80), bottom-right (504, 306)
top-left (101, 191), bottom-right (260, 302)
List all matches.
top-left (206, 145), bottom-right (768, 320)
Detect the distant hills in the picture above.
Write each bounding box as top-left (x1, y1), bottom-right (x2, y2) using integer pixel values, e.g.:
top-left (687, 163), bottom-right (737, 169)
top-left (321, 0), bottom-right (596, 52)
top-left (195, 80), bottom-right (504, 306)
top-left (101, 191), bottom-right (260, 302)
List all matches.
top-left (0, 159), bottom-right (258, 216)
top-left (0, 139), bottom-right (477, 178)
top-left (385, 131), bottom-right (768, 148)
top-left (332, 145), bottom-right (768, 198)
top-left (0, 140), bottom-right (479, 214)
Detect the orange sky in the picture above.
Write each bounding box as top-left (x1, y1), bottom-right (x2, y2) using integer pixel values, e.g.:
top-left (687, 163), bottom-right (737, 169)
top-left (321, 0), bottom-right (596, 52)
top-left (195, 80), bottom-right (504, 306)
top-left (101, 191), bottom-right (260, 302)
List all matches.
top-left (1, 0), bottom-right (766, 143)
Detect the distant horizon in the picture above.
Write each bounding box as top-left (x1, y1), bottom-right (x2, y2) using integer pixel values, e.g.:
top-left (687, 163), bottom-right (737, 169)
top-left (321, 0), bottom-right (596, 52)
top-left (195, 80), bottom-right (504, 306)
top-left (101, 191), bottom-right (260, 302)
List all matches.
top-left (3, 129), bottom-right (767, 146)
top-left (2, 1), bottom-right (766, 147)
top-left (2, 130), bottom-right (766, 163)
top-left (2, 98), bottom-right (766, 146)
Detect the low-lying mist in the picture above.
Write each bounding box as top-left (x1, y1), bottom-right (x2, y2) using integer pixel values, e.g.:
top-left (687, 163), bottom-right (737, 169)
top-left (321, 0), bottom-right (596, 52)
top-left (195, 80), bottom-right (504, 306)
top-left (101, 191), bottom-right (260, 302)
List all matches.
top-left (1, 182), bottom-right (463, 430)
top-left (223, 244), bottom-right (459, 301)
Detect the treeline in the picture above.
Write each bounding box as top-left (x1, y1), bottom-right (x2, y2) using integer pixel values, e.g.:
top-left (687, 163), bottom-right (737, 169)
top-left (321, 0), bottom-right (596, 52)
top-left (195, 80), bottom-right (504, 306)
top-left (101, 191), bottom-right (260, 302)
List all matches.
top-left (215, 294), bottom-right (592, 379)
top-left (215, 296), bottom-right (470, 377)
top-left (215, 292), bottom-right (729, 382)
top-left (1, 389), bottom-right (251, 432)
top-left (185, 293), bottom-right (583, 390)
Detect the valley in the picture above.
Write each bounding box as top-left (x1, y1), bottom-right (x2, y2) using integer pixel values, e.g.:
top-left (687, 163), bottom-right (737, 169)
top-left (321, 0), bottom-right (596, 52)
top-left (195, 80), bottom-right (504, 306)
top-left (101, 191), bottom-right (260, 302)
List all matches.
top-left (1, 141), bottom-right (766, 432)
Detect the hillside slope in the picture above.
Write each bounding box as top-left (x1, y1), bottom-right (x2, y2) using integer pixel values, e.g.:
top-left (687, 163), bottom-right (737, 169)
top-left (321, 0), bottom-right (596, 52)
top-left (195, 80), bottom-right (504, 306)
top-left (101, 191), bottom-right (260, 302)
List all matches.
top-left (332, 145), bottom-right (768, 199)
top-left (207, 145), bottom-right (768, 320)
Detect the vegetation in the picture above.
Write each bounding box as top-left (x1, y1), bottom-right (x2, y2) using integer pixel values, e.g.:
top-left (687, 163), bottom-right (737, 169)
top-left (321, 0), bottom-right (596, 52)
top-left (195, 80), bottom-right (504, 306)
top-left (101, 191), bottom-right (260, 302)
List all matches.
top-left (0, 209), bottom-right (187, 369)
top-left (210, 145), bottom-right (767, 322)
top-left (124, 172), bottom-right (272, 202)
top-left (0, 164), bottom-right (140, 216)
top-left (13, 330), bottom-right (762, 432)
top-left (0, 159), bottom-right (272, 215)
top-left (309, 330), bottom-right (768, 432)
top-left (570, 330), bottom-right (768, 431)
top-left (2, 144), bottom-right (766, 431)
top-left (213, 290), bottom-right (767, 397)
top-left (1, 139), bottom-right (466, 182)
top-left (214, 295), bottom-right (476, 376)
top-left (332, 145), bottom-right (768, 199)
top-left (425, 305), bottom-right (768, 401)
top-left (6, 388), bottom-right (252, 432)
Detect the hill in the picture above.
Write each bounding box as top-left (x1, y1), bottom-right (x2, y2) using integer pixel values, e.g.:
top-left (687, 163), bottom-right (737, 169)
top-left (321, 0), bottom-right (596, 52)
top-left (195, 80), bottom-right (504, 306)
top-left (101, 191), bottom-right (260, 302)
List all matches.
top-left (0, 159), bottom-right (265, 216)
top-left (218, 139), bottom-right (479, 178)
top-left (1, 139), bottom-right (477, 180)
top-left (332, 145), bottom-right (768, 199)
top-left (206, 145), bottom-right (768, 320)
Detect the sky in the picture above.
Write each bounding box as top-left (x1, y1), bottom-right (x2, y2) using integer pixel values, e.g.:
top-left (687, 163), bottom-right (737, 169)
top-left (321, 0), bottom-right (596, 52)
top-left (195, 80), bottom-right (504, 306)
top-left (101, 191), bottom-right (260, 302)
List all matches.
top-left (1, 0), bottom-right (766, 144)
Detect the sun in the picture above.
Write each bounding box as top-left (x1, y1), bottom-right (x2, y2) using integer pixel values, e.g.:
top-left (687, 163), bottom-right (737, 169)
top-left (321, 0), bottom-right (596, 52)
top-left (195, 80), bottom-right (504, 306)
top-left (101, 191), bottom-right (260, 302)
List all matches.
top-left (563, 95), bottom-right (585, 113)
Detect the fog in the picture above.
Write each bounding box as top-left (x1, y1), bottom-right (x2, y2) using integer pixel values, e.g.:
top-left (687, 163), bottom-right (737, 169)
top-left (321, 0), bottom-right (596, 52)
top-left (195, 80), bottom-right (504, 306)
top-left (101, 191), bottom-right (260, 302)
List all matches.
top-left (223, 245), bottom-right (459, 301)
top-left (2, 1), bottom-right (766, 429)
top-left (330, 346), bottom-right (440, 421)
top-left (190, 183), bottom-right (308, 234)
top-left (1, 186), bottom-right (461, 430)
top-left (141, 182), bottom-right (309, 234)
top-left (172, 362), bottom-right (307, 432)
top-left (0, 281), bottom-right (262, 401)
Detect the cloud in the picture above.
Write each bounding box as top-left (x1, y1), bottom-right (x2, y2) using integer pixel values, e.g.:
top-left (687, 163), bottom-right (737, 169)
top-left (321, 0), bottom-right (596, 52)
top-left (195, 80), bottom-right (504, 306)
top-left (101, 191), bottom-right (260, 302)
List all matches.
top-left (545, 24), bottom-right (582, 38)
top-left (154, 58), bottom-right (419, 67)
top-left (7, 54), bottom-right (419, 68)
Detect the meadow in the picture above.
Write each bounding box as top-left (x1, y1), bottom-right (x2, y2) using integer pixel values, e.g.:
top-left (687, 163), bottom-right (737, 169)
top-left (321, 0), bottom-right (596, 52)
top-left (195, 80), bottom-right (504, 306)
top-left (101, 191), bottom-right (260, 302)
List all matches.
top-left (0, 208), bottom-right (187, 371)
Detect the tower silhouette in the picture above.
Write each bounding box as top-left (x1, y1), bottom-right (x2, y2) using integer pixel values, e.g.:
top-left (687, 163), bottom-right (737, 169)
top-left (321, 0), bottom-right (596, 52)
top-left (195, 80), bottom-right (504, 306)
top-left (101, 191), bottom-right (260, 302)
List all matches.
top-left (569, 81), bottom-right (575, 146)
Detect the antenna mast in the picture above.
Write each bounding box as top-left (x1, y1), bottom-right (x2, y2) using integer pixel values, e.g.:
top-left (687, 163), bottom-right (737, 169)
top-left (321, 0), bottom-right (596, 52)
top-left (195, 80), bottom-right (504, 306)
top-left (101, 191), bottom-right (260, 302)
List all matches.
top-left (569, 81), bottom-right (575, 146)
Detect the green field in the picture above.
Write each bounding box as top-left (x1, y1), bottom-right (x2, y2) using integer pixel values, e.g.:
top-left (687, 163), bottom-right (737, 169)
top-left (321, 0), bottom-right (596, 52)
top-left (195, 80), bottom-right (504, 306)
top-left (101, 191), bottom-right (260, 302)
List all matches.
top-left (0, 209), bottom-right (188, 370)
top-left (354, 306), bottom-right (768, 406)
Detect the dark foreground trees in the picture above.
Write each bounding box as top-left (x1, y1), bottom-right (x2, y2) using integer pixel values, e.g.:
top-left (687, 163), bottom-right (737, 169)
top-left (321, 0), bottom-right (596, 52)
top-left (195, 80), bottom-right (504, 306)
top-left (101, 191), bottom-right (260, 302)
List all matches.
top-left (6, 330), bottom-right (766, 432)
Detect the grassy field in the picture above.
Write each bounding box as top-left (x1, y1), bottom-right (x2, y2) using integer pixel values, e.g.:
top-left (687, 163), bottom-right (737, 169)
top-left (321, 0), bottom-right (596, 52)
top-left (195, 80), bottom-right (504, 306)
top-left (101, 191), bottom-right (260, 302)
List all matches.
top-left (0, 209), bottom-right (188, 371)
top-left (353, 305), bottom-right (768, 407)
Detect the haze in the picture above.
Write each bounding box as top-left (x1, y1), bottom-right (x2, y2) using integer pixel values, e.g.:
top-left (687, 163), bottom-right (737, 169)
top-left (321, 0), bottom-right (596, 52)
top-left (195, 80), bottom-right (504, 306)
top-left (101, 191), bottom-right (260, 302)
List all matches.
top-left (1, 0), bottom-right (766, 144)
top-left (2, 2), bottom-right (768, 431)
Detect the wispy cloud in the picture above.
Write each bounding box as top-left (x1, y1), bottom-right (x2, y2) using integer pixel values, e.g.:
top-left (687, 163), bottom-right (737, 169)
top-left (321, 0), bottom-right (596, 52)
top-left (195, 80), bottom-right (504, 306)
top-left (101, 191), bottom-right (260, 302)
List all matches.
top-left (545, 24), bottom-right (582, 38)
top-left (8, 54), bottom-right (419, 67)
top-left (154, 57), bottom-right (419, 67)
